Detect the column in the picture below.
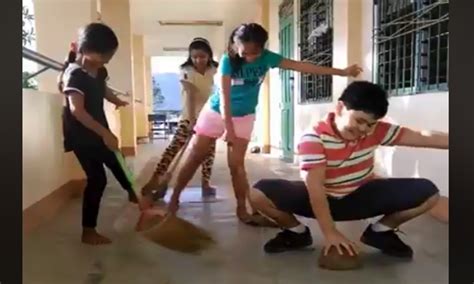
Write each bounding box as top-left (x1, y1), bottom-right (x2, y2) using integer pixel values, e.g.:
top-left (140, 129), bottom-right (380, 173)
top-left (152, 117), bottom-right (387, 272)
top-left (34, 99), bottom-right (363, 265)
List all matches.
top-left (332, 0), bottom-right (364, 102)
top-left (143, 55), bottom-right (153, 115)
top-left (258, 0), bottom-right (271, 153)
top-left (132, 34), bottom-right (149, 139)
top-left (33, 0), bottom-right (98, 93)
top-left (100, 0), bottom-right (137, 156)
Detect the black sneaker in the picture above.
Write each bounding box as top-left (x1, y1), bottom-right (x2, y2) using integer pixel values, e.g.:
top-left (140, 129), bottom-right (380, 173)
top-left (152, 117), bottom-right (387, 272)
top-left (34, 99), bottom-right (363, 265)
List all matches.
top-left (264, 227), bottom-right (313, 253)
top-left (360, 225), bottom-right (414, 258)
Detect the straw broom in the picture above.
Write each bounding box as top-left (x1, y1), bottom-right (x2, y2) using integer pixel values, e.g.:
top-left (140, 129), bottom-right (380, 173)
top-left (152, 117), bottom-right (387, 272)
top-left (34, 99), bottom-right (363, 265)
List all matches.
top-left (114, 149), bottom-right (215, 254)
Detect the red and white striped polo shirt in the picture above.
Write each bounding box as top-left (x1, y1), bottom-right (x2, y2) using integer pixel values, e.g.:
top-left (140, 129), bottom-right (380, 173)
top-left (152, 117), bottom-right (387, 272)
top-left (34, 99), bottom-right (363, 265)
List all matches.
top-left (298, 113), bottom-right (405, 198)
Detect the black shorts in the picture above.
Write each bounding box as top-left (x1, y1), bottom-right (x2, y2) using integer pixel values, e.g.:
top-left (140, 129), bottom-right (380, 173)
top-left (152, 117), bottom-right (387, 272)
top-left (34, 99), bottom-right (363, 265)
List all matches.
top-left (253, 178), bottom-right (439, 221)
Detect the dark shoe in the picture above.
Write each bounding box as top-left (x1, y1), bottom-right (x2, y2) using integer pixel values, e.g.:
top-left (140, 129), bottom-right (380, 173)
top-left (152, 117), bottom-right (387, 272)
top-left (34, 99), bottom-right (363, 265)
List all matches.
top-left (264, 227), bottom-right (313, 253)
top-left (360, 225), bottom-right (414, 258)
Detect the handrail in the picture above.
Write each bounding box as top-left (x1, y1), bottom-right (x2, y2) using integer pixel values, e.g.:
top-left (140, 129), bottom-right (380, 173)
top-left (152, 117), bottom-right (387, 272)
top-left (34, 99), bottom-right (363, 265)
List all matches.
top-left (22, 47), bottom-right (143, 103)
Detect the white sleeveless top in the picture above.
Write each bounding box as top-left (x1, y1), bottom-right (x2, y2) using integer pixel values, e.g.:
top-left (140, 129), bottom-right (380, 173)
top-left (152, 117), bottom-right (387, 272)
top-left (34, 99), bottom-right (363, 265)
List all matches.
top-left (179, 65), bottom-right (217, 120)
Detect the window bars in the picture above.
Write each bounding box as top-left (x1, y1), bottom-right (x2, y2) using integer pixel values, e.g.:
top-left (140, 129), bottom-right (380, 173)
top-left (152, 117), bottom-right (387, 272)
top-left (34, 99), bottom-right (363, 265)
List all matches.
top-left (373, 0), bottom-right (449, 96)
top-left (299, 0), bottom-right (333, 104)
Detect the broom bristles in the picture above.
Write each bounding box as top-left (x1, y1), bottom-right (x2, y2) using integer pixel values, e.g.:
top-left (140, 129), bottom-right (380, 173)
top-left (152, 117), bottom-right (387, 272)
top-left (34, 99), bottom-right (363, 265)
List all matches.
top-left (141, 214), bottom-right (215, 254)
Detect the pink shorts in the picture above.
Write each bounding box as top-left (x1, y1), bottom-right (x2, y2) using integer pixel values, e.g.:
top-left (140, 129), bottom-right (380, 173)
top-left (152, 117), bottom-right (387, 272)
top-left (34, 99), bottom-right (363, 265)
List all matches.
top-left (194, 106), bottom-right (256, 141)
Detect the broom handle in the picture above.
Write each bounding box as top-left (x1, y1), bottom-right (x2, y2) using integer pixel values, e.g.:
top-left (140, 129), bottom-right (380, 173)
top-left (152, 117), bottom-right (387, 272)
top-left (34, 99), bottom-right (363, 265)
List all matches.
top-left (167, 129), bottom-right (194, 175)
top-left (114, 151), bottom-right (139, 195)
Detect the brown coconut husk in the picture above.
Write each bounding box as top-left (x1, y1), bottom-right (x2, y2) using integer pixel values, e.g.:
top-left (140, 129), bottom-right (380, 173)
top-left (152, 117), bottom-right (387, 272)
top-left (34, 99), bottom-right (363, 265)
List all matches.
top-left (318, 246), bottom-right (363, 271)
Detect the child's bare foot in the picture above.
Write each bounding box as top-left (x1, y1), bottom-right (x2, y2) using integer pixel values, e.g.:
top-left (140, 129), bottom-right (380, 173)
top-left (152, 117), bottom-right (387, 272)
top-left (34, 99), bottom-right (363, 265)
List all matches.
top-left (139, 195), bottom-right (154, 211)
top-left (201, 183), bottom-right (216, 197)
top-left (141, 173), bottom-right (162, 196)
top-left (142, 172), bottom-right (170, 199)
top-left (82, 228), bottom-right (112, 245)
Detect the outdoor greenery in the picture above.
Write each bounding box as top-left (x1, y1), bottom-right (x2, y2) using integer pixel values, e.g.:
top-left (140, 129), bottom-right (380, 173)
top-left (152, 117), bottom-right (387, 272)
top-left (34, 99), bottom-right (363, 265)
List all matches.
top-left (22, 71), bottom-right (38, 90)
top-left (152, 77), bottom-right (165, 105)
top-left (23, 5), bottom-right (37, 89)
top-left (22, 5), bottom-right (35, 46)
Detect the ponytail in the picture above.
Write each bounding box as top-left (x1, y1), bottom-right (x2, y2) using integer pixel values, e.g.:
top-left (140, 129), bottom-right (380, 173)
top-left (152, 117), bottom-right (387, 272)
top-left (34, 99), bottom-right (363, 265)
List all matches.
top-left (58, 42), bottom-right (78, 93)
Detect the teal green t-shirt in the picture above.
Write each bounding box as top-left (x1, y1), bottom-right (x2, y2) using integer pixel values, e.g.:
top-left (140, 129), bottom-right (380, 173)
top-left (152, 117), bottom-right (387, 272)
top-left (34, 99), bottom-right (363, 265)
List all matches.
top-left (209, 49), bottom-right (284, 117)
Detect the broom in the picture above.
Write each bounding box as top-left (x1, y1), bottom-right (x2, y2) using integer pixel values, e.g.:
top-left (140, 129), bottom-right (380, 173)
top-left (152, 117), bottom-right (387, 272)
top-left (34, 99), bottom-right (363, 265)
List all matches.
top-left (141, 212), bottom-right (216, 254)
top-left (114, 149), bottom-right (215, 254)
top-left (147, 131), bottom-right (194, 201)
top-left (114, 151), bottom-right (151, 211)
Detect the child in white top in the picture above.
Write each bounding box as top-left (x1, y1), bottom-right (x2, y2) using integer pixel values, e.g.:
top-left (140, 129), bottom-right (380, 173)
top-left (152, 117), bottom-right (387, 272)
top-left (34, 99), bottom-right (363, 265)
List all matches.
top-left (142, 38), bottom-right (219, 197)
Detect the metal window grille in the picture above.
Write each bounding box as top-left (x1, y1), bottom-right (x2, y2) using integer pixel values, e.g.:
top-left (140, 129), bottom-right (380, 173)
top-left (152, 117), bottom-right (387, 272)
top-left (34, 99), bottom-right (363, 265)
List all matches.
top-left (373, 0), bottom-right (449, 96)
top-left (299, 0), bottom-right (333, 104)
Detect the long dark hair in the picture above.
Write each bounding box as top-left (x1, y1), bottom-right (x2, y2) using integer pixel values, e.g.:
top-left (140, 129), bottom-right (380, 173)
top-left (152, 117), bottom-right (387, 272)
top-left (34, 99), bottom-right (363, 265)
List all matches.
top-left (180, 37), bottom-right (218, 69)
top-left (227, 23), bottom-right (268, 74)
top-left (58, 22), bottom-right (119, 92)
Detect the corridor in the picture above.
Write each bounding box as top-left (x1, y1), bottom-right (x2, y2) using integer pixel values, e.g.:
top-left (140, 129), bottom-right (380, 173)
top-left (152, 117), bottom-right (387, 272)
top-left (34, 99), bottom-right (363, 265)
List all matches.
top-left (23, 141), bottom-right (448, 284)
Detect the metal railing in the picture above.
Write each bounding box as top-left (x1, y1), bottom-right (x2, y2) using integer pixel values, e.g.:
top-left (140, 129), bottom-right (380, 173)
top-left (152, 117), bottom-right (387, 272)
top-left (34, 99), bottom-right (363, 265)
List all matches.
top-left (22, 47), bottom-right (143, 103)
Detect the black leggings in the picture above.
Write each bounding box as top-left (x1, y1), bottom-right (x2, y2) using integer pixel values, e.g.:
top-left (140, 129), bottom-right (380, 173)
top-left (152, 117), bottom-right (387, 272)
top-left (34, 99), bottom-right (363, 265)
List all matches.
top-left (73, 145), bottom-right (133, 228)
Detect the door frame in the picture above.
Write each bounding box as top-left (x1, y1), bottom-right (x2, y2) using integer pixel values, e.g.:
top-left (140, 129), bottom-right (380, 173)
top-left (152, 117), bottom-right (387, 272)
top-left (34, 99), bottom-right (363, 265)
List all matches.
top-left (279, 13), bottom-right (295, 162)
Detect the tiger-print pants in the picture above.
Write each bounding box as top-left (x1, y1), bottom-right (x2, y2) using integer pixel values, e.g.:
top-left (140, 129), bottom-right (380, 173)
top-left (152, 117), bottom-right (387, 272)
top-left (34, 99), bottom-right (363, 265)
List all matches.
top-left (154, 119), bottom-right (216, 184)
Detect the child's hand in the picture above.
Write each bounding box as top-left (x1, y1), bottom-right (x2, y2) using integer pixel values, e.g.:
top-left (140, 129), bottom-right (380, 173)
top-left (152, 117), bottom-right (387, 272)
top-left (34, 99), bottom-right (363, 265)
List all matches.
top-left (102, 131), bottom-right (119, 151)
top-left (115, 99), bottom-right (129, 109)
top-left (343, 64), bottom-right (363, 77)
top-left (224, 129), bottom-right (237, 146)
top-left (323, 228), bottom-right (359, 256)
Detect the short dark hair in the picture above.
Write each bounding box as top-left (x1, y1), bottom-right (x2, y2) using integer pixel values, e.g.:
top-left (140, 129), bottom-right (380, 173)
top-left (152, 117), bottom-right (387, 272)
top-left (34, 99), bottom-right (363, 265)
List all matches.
top-left (181, 37), bottom-right (218, 68)
top-left (76, 22), bottom-right (119, 55)
top-left (58, 22), bottom-right (119, 92)
top-left (338, 81), bottom-right (389, 119)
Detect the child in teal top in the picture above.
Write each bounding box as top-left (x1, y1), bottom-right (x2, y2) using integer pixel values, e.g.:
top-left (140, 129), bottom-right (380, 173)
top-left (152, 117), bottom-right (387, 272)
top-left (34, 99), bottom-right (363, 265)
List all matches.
top-left (165, 23), bottom-right (363, 225)
top-left (209, 49), bottom-right (284, 116)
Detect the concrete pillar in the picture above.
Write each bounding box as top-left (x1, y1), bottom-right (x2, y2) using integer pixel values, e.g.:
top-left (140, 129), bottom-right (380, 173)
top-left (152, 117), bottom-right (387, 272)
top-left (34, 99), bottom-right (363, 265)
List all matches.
top-left (100, 0), bottom-right (137, 156)
top-left (257, 0), bottom-right (271, 153)
top-left (132, 35), bottom-right (148, 139)
top-left (332, 0), bottom-right (364, 102)
top-left (143, 55), bottom-right (153, 116)
top-left (33, 0), bottom-right (98, 93)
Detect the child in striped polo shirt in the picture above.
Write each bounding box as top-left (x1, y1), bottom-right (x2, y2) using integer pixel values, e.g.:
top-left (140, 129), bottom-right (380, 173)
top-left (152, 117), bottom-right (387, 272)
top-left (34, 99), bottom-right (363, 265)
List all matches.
top-left (250, 81), bottom-right (448, 259)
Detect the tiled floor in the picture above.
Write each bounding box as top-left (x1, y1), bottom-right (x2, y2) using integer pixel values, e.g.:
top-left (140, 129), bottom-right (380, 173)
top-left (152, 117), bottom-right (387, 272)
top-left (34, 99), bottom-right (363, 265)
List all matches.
top-left (23, 141), bottom-right (448, 284)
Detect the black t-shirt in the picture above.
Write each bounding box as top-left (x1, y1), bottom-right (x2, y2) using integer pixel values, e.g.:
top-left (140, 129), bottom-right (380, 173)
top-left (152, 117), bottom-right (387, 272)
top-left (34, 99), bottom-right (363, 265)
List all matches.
top-left (62, 63), bottom-right (110, 152)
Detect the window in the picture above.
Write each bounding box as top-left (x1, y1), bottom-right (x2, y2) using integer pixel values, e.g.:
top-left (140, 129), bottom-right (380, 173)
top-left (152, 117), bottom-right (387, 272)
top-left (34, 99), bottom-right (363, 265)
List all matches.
top-left (373, 0), bottom-right (449, 96)
top-left (299, 0), bottom-right (333, 103)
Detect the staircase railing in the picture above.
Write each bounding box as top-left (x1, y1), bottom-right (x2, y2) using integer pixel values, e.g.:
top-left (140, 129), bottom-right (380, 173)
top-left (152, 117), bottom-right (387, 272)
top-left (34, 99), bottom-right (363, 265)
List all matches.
top-left (22, 47), bottom-right (142, 103)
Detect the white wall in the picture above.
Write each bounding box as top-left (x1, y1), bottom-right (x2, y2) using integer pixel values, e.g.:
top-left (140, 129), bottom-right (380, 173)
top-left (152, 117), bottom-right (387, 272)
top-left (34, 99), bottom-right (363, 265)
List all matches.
top-left (267, 0), bottom-right (449, 197)
top-left (23, 90), bottom-right (83, 209)
top-left (23, 89), bottom-right (122, 210)
top-left (33, 0), bottom-right (98, 93)
top-left (377, 93), bottom-right (449, 196)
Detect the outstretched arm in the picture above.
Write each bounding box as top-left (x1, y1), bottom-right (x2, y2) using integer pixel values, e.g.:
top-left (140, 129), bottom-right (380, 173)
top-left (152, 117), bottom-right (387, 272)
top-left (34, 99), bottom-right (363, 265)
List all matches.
top-left (303, 168), bottom-right (359, 256)
top-left (396, 128), bottom-right (448, 149)
top-left (278, 58), bottom-right (362, 78)
top-left (180, 80), bottom-right (198, 122)
top-left (105, 87), bottom-right (129, 108)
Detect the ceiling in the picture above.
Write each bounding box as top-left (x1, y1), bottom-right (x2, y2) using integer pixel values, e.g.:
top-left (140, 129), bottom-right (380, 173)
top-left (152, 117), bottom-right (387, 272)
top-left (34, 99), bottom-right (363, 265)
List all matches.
top-left (129, 0), bottom-right (262, 56)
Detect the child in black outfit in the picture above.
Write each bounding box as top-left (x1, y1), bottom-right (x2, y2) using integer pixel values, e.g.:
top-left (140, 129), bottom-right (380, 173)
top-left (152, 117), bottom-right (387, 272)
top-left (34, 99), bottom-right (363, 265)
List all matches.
top-left (59, 23), bottom-right (138, 245)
